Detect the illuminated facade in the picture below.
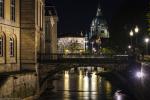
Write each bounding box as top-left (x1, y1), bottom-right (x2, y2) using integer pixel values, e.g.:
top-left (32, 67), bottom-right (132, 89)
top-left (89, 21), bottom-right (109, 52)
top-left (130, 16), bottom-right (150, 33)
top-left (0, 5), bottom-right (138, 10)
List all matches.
top-left (89, 5), bottom-right (109, 53)
top-left (58, 33), bottom-right (85, 53)
top-left (45, 6), bottom-right (58, 54)
top-left (90, 6), bottom-right (109, 39)
top-left (0, 0), bottom-right (45, 72)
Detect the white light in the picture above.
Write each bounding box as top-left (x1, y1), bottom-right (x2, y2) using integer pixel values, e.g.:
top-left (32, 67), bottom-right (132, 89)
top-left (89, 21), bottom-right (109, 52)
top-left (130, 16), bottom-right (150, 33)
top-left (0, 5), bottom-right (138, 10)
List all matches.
top-left (116, 95), bottom-right (122, 100)
top-left (128, 45), bottom-right (131, 49)
top-left (115, 91), bottom-right (123, 100)
top-left (92, 48), bottom-right (96, 52)
top-left (130, 30), bottom-right (134, 37)
top-left (135, 26), bottom-right (139, 33)
top-left (136, 71), bottom-right (144, 78)
top-left (145, 38), bottom-right (149, 43)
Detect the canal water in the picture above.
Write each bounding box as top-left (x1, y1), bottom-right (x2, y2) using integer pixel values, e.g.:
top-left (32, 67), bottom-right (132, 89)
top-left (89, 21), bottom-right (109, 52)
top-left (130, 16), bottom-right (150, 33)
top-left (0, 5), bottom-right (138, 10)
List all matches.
top-left (39, 68), bottom-right (136, 100)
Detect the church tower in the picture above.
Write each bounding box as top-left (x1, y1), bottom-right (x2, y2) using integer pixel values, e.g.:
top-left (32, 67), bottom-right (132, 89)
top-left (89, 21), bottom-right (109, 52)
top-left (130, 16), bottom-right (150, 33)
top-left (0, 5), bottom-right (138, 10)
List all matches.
top-left (89, 4), bottom-right (109, 53)
top-left (90, 5), bottom-right (109, 39)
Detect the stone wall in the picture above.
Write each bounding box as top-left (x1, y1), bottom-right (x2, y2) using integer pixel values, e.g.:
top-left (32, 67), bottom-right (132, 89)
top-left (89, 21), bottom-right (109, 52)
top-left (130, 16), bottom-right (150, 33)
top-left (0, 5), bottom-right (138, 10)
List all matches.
top-left (0, 72), bottom-right (37, 99)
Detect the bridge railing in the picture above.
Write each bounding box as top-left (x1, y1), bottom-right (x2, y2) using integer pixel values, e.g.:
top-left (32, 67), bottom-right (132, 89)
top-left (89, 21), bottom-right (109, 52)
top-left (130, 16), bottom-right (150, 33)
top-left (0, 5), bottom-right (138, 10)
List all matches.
top-left (37, 53), bottom-right (131, 63)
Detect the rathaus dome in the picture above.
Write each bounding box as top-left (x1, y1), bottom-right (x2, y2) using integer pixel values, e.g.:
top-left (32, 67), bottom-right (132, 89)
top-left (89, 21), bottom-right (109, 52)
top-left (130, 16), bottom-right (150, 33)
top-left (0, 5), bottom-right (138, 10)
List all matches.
top-left (90, 6), bottom-right (109, 39)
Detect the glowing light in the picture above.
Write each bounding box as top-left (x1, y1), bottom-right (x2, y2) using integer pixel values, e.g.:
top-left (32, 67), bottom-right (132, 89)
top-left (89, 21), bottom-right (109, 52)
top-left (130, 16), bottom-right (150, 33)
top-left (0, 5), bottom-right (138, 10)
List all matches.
top-left (135, 26), bottom-right (139, 33)
top-left (91, 72), bottom-right (98, 91)
top-left (115, 90), bottom-right (123, 100)
top-left (136, 71), bottom-right (144, 78)
top-left (128, 45), bottom-right (131, 49)
top-left (64, 71), bottom-right (70, 99)
top-left (83, 76), bottom-right (89, 91)
top-left (105, 81), bottom-right (112, 95)
top-left (129, 30), bottom-right (134, 37)
top-left (145, 37), bottom-right (149, 43)
top-left (116, 94), bottom-right (122, 100)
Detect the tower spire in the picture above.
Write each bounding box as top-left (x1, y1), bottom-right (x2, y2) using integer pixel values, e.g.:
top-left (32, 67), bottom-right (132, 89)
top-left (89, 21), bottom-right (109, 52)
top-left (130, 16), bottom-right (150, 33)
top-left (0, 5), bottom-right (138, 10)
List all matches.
top-left (96, 3), bottom-right (102, 16)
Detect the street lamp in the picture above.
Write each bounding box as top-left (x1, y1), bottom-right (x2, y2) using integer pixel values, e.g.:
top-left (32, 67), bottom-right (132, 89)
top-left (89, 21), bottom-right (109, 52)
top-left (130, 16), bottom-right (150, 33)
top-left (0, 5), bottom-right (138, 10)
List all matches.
top-left (144, 37), bottom-right (149, 55)
top-left (129, 30), bottom-right (134, 46)
top-left (134, 26), bottom-right (139, 46)
top-left (135, 26), bottom-right (139, 33)
top-left (128, 45), bottom-right (132, 49)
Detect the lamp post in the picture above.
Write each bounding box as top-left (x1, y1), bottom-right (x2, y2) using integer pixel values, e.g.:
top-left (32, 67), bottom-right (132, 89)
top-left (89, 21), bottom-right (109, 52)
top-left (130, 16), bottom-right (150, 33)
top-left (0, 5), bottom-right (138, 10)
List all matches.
top-left (91, 41), bottom-right (94, 53)
top-left (129, 30), bottom-right (134, 46)
top-left (144, 37), bottom-right (149, 55)
top-left (134, 26), bottom-right (139, 46)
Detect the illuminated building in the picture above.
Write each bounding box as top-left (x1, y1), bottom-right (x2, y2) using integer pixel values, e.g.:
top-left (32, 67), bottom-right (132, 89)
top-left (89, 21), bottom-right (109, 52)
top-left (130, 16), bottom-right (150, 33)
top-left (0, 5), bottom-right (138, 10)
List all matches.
top-left (0, 0), bottom-right (46, 72)
top-left (45, 6), bottom-right (58, 54)
top-left (89, 5), bottom-right (109, 53)
top-left (58, 33), bottom-right (86, 53)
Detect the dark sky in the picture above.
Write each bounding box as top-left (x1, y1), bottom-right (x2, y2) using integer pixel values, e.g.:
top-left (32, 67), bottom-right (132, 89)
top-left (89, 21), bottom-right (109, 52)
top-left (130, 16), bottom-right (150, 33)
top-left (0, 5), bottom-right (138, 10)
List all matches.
top-left (46, 0), bottom-right (149, 47)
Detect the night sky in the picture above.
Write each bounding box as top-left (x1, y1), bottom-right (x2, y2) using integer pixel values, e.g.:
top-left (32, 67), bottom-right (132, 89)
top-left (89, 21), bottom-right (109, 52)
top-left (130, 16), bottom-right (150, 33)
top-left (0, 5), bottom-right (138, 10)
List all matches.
top-left (46, 0), bottom-right (149, 47)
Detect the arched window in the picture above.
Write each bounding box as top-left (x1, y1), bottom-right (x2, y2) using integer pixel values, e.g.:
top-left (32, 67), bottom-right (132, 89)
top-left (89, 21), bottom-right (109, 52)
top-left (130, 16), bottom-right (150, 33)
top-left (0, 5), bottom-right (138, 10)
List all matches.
top-left (10, 37), bottom-right (14, 56)
top-left (0, 36), bottom-right (3, 56)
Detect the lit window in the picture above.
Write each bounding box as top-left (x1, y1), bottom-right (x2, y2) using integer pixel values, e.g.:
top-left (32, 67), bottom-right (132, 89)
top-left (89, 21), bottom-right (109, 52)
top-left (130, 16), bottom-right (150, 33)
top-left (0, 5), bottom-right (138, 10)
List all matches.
top-left (0, 36), bottom-right (3, 56)
top-left (0, 0), bottom-right (4, 18)
top-left (10, 38), bottom-right (14, 56)
top-left (10, 0), bottom-right (15, 21)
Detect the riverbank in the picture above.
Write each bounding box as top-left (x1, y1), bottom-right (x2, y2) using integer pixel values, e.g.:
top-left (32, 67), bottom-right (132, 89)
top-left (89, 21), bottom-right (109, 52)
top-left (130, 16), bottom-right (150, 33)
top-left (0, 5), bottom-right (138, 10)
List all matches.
top-left (107, 61), bottom-right (150, 100)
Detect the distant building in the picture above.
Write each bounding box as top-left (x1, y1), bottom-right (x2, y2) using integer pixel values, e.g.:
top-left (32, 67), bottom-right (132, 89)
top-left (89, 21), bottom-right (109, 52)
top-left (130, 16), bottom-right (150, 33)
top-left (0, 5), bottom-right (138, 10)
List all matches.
top-left (0, 0), bottom-right (45, 72)
top-left (45, 6), bottom-right (58, 54)
top-left (90, 5), bottom-right (109, 39)
top-left (89, 5), bottom-right (109, 53)
top-left (58, 33), bottom-right (86, 53)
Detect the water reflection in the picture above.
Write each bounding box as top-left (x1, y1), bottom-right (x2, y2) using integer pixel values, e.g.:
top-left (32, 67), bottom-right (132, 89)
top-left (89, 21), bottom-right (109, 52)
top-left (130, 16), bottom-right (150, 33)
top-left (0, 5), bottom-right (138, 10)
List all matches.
top-left (64, 71), bottom-right (70, 100)
top-left (51, 69), bottom-right (134, 100)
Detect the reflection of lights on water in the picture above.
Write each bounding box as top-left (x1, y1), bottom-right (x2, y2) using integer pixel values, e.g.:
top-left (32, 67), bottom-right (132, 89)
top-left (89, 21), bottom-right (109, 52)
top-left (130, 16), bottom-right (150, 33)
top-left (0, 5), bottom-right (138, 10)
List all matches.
top-left (91, 72), bottom-right (97, 92)
top-left (135, 68), bottom-right (145, 78)
top-left (116, 94), bottom-right (122, 100)
top-left (136, 71), bottom-right (144, 78)
top-left (64, 71), bottom-right (69, 78)
top-left (105, 81), bottom-right (112, 94)
top-left (64, 71), bottom-right (70, 90)
top-left (114, 90), bottom-right (123, 100)
top-left (79, 70), bottom-right (83, 78)
top-left (78, 70), bottom-right (83, 91)
top-left (83, 76), bottom-right (89, 91)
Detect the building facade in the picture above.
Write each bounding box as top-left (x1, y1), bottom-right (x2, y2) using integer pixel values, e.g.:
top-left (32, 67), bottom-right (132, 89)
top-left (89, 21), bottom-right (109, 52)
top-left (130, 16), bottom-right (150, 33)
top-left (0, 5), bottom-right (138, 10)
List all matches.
top-left (45, 6), bottom-right (58, 54)
top-left (0, 0), bottom-right (45, 72)
top-left (89, 5), bottom-right (109, 53)
top-left (58, 33), bottom-right (85, 53)
top-left (90, 6), bottom-right (109, 39)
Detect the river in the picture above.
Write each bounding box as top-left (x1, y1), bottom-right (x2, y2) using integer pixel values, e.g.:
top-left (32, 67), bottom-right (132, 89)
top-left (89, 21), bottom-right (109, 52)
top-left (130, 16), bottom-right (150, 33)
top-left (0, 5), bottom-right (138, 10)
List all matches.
top-left (39, 68), bottom-right (136, 100)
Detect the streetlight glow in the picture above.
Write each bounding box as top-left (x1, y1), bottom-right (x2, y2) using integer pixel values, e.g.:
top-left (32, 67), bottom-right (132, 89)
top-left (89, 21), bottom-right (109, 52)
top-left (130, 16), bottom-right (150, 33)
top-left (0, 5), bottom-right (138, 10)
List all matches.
top-left (144, 37), bottom-right (149, 55)
top-left (130, 30), bottom-right (134, 37)
top-left (135, 26), bottom-right (139, 33)
top-left (145, 37), bottom-right (149, 43)
top-left (128, 45), bottom-right (131, 49)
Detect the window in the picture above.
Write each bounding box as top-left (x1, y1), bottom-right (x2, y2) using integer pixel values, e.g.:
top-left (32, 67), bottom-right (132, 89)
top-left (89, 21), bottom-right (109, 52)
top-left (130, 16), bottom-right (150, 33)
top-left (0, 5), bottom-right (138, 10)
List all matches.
top-left (0, 0), bottom-right (4, 18)
top-left (0, 36), bottom-right (3, 56)
top-left (10, 38), bottom-right (14, 56)
top-left (10, 0), bottom-right (15, 21)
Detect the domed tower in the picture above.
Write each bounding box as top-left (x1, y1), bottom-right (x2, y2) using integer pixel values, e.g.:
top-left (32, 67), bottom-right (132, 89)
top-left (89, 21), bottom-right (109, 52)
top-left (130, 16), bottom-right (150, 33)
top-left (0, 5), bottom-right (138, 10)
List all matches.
top-left (89, 5), bottom-right (109, 53)
top-left (90, 5), bottom-right (109, 39)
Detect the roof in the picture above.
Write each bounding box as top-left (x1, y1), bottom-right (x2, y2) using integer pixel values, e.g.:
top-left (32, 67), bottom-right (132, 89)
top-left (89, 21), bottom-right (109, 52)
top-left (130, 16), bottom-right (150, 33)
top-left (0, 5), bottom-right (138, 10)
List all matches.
top-left (58, 33), bottom-right (85, 38)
